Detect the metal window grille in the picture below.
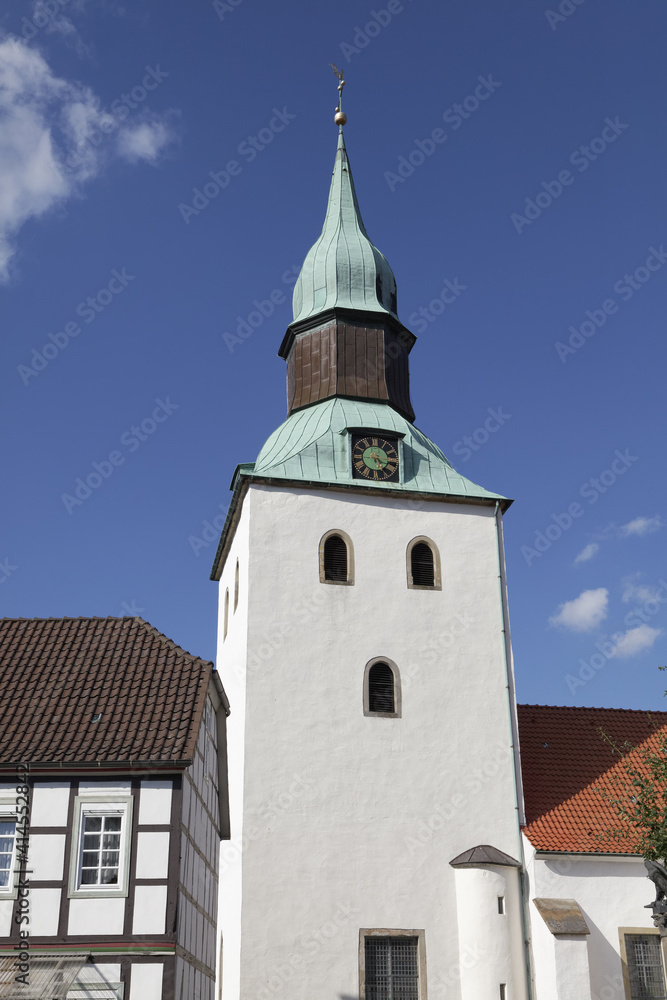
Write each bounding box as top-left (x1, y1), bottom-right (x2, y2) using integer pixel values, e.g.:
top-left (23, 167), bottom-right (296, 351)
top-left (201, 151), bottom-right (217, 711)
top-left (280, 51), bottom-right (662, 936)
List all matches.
top-left (411, 544), bottom-right (434, 587)
top-left (627, 934), bottom-right (667, 1000)
top-left (365, 936), bottom-right (419, 1000)
top-left (0, 821), bottom-right (16, 888)
top-left (324, 535), bottom-right (348, 582)
top-left (80, 814), bottom-right (122, 886)
top-left (368, 663), bottom-right (395, 714)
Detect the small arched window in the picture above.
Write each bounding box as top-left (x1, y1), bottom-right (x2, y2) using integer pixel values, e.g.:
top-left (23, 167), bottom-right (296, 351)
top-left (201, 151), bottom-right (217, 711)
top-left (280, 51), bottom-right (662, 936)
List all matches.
top-left (319, 530), bottom-right (354, 585)
top-left (364, 659), bottom-right (401, 718)
top-left (407, 537), bottom-right (441, 590)
top-left (234, 559), bottom-right (239, 612)
top-left (223, 588), bottom-right (229, 640)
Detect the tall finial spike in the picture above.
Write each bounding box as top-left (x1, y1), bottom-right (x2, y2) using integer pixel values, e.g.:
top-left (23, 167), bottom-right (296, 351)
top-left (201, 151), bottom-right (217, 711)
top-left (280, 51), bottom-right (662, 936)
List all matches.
top-left (330, 63), bottom-right (347, 127)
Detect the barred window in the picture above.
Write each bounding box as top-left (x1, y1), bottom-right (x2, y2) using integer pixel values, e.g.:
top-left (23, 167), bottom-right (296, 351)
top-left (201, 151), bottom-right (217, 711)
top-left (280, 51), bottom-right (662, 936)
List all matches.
top-left (79, 814), bottom-right (122, 886)
top-left (626, 933), bottom-right (667, 999)
top-left (0, 821), bottom-right (16, 888)
top-left (364, 936), bottom-right (419, 1000)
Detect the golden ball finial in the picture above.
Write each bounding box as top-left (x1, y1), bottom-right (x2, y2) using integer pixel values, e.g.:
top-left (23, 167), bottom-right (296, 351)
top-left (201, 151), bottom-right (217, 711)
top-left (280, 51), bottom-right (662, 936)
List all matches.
top-left (334, 110), bottom-right (347, 126)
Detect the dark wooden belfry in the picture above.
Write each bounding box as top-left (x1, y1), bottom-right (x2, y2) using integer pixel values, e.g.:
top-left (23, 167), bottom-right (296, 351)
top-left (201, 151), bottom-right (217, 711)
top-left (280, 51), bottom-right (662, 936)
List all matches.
top-left (279, 310), bottom-right (416, 421)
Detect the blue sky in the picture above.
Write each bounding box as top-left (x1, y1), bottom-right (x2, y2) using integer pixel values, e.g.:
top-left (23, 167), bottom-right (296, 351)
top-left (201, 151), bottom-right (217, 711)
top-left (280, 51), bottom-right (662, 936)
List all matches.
top-left (1, 0), bottom-right (665, 711)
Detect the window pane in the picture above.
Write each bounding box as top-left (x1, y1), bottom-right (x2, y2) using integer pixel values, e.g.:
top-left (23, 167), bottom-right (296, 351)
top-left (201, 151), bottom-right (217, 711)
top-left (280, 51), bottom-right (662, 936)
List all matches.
top-left (103, 834), bottom-right (121, 850)
top-left (365, 937), bottom-right (419, 1000)
top-left (83, 834), bottom-right (101, 850)
top-left (82, 852), bottom-right (99, 867)
top-left (0, 822), bottom-right (15, 836)
top-left (0, 838), bottom-right (14, 854)
top-left (102, 852), bottom-right (119, 866)
top-left (101, 868), bottom-right (118, 884)
top-left (84, 817), bottom-right (102, 832)
top-left (105, 817), bottom-right (122, 832)
top-left (627, 934), bottom-right (667, 1000)
top-left (81, 869), bottom-right (99, 884)
top-left (0, 872), bottom-right (9, 887)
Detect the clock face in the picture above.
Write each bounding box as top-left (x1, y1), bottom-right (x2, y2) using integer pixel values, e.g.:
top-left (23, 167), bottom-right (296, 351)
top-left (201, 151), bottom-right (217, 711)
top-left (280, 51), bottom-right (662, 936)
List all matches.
top-left (351, 435), bottom-right (400, 483)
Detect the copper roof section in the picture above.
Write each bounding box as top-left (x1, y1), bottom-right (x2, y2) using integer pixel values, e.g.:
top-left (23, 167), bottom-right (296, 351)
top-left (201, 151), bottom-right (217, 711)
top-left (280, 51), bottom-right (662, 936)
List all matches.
top-left (450, 845), bottom-right (521, 868)
top-left (0, 617), bottom-right (219, 769)
top-left (518, 703), bottom-right (667, 854)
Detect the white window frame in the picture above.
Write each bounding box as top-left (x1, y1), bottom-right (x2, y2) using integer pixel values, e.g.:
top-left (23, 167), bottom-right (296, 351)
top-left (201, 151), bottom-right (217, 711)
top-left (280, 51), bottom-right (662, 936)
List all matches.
top-left (0, 810), bottom-right (19, 898)
top-left (68, 796), bottom-right (133, 899)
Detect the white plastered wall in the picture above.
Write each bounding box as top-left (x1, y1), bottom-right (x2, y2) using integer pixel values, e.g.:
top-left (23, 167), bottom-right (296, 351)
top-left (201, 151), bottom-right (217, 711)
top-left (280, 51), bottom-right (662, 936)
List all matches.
top-left (524, 834), bottom-right (655, 1000)
top-left (218, 483), bottom-right (528, 1000)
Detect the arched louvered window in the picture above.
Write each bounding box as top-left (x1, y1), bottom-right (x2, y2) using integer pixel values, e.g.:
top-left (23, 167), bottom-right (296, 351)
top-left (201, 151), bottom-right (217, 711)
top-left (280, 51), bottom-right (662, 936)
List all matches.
top-left (364, 659), bottom-right (401, 718)
top-left (223, 588), bottom-right (229, 640)
top-left (319, 530), bottom-right (354, 585)
top-left (234, 559), bottom-right (239, 612)
top-left (407, 537), bottom-right (440, 590)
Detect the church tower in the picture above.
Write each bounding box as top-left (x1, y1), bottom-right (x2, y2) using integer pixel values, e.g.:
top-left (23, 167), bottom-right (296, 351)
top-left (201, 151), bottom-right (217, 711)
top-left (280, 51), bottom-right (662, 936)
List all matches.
top-left (212, 92), bottom-right (530, 1000)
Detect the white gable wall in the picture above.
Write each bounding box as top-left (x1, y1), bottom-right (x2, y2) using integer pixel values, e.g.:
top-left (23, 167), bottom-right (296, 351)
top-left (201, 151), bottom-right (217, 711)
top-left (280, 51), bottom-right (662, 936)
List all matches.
top-left (525, 836), bottom-right (655, 998)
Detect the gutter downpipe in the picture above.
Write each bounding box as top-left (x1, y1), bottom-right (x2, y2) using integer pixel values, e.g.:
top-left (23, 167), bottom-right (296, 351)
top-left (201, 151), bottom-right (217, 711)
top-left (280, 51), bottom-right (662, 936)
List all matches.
top-left (494, 500), bottom-right (535, 1000)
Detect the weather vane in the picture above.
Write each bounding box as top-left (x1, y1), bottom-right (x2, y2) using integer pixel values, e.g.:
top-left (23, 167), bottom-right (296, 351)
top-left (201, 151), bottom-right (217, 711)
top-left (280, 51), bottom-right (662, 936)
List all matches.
top-left (330, 63), bottom-right (347, 126)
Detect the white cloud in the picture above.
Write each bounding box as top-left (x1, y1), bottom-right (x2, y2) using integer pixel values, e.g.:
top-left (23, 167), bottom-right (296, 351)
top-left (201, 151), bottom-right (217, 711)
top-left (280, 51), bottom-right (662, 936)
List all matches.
top-left (32, 0), bottom-right (93, 59)
top-left (116, 118), bottom-right (173, 164)
top-left (609, 624), bottom-right (663, 659)
top-left (620, 516), bottom-right (663, 537)
top-left (549, 588), bottom-right (609, 632)
top-left (0, 36), bottom-right (176, 282)
top-left (622, 574), bottom-right (662, 604)
top-left (574, 542), bottom-right (599, 565)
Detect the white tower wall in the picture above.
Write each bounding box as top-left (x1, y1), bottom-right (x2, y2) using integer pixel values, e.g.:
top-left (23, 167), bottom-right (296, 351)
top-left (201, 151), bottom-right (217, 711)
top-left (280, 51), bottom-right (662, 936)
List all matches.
top-left (217, 482), bottom-right (528, 999)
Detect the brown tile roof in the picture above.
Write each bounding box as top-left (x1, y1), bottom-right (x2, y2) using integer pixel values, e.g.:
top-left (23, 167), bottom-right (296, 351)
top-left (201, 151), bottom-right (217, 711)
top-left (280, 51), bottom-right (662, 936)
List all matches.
top-left (518, 703), bottom-right (667, 854)
top-left (0, 617), bottom-right (216, 769)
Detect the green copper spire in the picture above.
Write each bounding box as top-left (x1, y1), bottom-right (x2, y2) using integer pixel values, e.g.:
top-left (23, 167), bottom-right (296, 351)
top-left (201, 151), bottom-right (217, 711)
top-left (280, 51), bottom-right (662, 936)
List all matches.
top-left (292, 127), bottom-right (400, 325)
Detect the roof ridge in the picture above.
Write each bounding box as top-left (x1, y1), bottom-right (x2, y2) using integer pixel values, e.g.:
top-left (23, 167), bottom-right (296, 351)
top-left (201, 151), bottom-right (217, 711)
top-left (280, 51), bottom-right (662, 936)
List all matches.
top-left (519, 703), bottom-right (667, 715)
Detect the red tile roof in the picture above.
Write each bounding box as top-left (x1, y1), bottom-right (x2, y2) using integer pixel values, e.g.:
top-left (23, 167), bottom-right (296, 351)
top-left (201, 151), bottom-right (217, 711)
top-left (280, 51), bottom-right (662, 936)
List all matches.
top-left (0, 617), bottom-right (217, 769)
top-left (518, 704), bottom-right (667, 854)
